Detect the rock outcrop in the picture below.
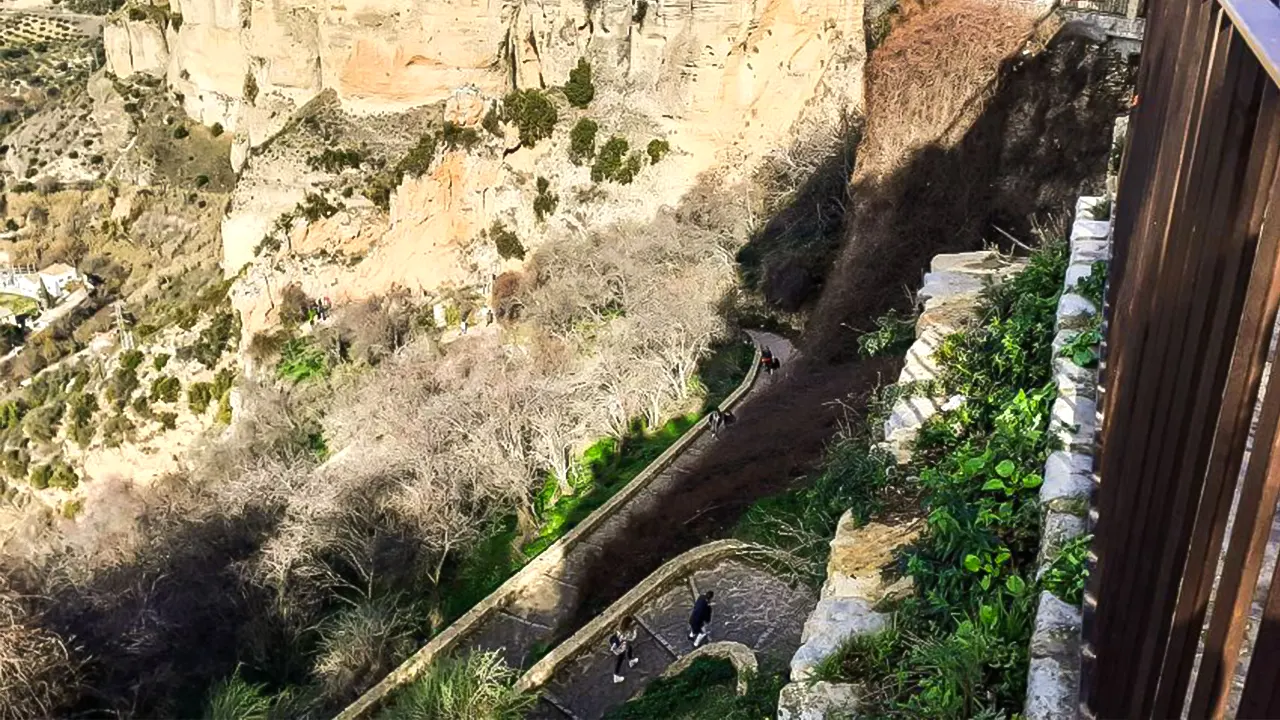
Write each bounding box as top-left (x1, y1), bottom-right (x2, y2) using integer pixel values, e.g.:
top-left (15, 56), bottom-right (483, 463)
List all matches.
top-left (104, 0), bottom-right (868, 167)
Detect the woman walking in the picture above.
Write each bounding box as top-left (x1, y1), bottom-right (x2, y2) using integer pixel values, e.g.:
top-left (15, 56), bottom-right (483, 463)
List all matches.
top-left (610, 615), bottom-right (640, 683)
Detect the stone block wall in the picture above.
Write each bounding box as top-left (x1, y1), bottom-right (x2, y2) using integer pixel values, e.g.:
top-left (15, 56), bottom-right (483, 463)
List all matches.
top-left (1024, 192), bottom-right (1111, 719)
top-left (780, 250), bottom-right (1021, 719)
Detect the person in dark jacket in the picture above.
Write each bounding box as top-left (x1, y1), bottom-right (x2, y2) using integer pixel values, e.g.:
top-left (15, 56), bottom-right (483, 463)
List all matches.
top-left (610, 615), bottom-right (640, 683)
top-left (688, 590), bottom-right (714, 647)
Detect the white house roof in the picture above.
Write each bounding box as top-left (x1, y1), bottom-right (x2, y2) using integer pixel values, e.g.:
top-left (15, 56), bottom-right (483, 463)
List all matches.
top-left (39, 263), bottom-right (76, 277)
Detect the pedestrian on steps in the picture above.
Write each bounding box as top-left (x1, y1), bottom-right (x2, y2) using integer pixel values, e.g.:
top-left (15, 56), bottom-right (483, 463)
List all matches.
top-left (688, 590), bottom-right (714, 647)
top-left (709, 408), bottom-right (724, 438)
top-left (610, 615), bottom-right (640, 683)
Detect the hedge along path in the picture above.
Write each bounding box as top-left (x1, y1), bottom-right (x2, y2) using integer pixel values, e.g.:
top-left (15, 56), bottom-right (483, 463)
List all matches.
top-left (519, 541), bottom-right (815, 720)
top-left (338, 331), bottom-right (790, 719)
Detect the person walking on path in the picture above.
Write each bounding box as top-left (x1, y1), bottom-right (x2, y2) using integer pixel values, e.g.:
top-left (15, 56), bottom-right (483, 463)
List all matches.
top-left (688, 590), bottom-right (714, 647)
top-left (610, 616), bottom-right (640, 683)
top-left (709, 408), bottom-right (724, 438)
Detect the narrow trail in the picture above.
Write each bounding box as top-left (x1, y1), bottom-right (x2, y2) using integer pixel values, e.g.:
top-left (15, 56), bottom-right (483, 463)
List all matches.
top-left (451, 332), bottom-right (799, 671)
top-left (531, 556), bottom-right (815, 719)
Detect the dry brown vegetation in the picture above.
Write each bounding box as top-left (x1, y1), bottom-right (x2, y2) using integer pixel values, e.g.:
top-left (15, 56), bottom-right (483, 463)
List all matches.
top-left (859, 0), bottom-right (1044, 176)
top-left (0, 578), bottom-right (80, 720)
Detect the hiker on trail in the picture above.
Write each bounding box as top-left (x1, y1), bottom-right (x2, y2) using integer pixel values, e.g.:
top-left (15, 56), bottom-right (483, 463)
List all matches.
top-left (688, 590), bottom-right (714, 647)
top-left (761, 346), bottom-right (778, 376)
top-left (460, 319), bottom-right (468, 335)
top-left (610, 615), bottom-right (640, 683)
top-left (709, 408), bottom-right (736, 438)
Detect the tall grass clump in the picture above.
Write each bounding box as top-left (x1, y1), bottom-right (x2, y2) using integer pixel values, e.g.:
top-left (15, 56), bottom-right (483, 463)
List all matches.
top-left (378, 651), bottom-right (534, 720)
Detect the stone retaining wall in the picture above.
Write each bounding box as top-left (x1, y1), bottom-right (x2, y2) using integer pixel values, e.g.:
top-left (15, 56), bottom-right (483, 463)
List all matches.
top-left (336, 343), bottom-right (762, 720)
top-left (1023, 193), bottom-right (1111, 719)
top-left (780, 250), bottom-right (1017, 719)
top-left (515, 539), bottom-right (757, 692)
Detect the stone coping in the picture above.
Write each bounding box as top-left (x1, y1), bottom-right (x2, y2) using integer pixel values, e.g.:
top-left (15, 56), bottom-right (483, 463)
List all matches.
top-left (336, 342), bottom-right (763, 720)
top-left (660, 641), bottom-right (758, 695)
top-left (516, 539), bottom-right (756, 692)
top-left (1023, 192), bottom-right (1110, 719)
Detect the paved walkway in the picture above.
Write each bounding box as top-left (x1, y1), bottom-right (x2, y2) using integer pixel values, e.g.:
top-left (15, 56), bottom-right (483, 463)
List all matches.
top-left (451, 332), bottom-right (796, 674)
top-left (529, 556), bottom-right (816, 719)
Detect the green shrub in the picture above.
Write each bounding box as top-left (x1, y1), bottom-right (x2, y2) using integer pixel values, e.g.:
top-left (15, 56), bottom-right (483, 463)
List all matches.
top-left (67, 392), bottom-right (98, 448)
top-left (3, 449), bottom-right (28, 480)
top-left (381, 651), bottom-right (535, 720)
top-left (821, 242), bottom-right (1072, 717)
top-left (307, 147), bottom-right (365, 173)
top-left (615, 151), bottom-right (643, 185)
top-left (646, 138), bottom-right (670, 163)
top-left (205, 670), bottom-right (288, 720)
top-left (276, 338), bottom-right (329, 384)
top-left (215, 390), bottom-right (232, 425)
top-left (23, 402), bottom-right (65, 443)
top-left (243, 73), bottom-right (258, 103)
top-left (396, 133), bottom-right (439, 181)
top-left (188, 382), bottom-right (213, 414)
top-left (149, 375), bottom-right (181, 403)
top-left (569, 118), bottom-right (598, 164)
top-left (591, 136), bottom-right (628, 182)
top-left (605, 657), bottom-right (784, 719)
top-left (299, 193), bottom-right (339, 222)
top-left (155, 411), bottom-right (178, 430)
top-left (482, 105), bottom-right (502, 136)
top-left (1042, 534), bottom-right (1090, 605)
top-left (490, 221), bottom-right (525, 260)
top-left (501, 89), bottom-right (557, 147)
top-left (120, 349), bottom-right (144, 371)
top-left (28, 464), bottom-right (50, 490)
top-left (533, 176), bottom-right (558, 222)
top-left (563, 58), bottom-right (595, 108)
top-left (102, 413), bottom-right (134, 448)
top-left (195, 174), bottom-right (210, 188)
top-left (0, 400), bottom-right (26, 430)
top-left (48, 461), bottom-right (78, 490)
top-left (210, 122), bottom-right (223, 137)
top-left (857, 309), bottom-right (916, 358)
top-left (182, 308), bottom-right (239, 368)
top-left (173, 126), bottom-right (189, 140)
top-left (132, 395), bottom-right (150, 417)
top-left (153, 353), bottom-right (170, 371)
top-left (127, 6), bottom-right (146, 20)
top-left (441, 122), bottom-right (480, 150)
top-left (61, 499), bottom-right (84, 519)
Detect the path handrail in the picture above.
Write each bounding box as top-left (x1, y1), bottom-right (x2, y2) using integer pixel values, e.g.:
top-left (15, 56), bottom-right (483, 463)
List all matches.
top-left (337, 341), bottom-right (763, 719)
top-left (515, 539), bottom-right (754, 692)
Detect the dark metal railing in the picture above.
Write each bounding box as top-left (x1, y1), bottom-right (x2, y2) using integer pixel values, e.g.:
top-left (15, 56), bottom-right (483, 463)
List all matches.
top-left (1081, 0), bottom-right (1280, 717)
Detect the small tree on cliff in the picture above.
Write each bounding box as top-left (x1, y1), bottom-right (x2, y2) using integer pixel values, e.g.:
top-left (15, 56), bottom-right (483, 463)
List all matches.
top-left (563, 58), bottom-right (595, 108)
top-left (501, 90), bottom-right (558, 148)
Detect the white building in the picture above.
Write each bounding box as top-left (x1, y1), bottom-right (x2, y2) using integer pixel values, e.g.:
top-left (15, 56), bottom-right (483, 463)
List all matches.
top-left (38, 263), bottom-right (78, 299)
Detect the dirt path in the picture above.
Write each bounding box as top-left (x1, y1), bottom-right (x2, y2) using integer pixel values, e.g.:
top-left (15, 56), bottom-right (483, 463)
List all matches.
top-left (531, 557), bottom-right (815, 719)
top-left (450, 333), bottom-right (798, 670)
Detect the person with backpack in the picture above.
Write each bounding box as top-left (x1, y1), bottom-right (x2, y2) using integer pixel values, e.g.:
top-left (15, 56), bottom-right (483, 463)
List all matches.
top-left (610, 615), bottom-right (640, 683)
top-left (709, 408), bottom-right (724, 437)
top-left (688, 590), bottom-right (714, 647)
top-left (761, 346), bottom-right (779, 376)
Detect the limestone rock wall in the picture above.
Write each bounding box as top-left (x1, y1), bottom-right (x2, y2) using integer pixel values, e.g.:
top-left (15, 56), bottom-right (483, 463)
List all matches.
top-left (105, 0), bottom-right (867, 164)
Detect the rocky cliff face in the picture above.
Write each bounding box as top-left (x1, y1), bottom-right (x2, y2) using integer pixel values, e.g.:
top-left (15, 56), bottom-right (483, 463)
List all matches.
top-left (104, 0), bottom-right (869, 342)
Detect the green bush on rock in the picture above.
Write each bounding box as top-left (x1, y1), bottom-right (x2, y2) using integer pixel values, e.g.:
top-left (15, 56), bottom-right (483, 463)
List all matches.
top-left (502, 89), bottom-right (558, 148)
top-left (569, 118), bottom-right (599, 165)
top-left (563, 58), bottom-right (595, 108)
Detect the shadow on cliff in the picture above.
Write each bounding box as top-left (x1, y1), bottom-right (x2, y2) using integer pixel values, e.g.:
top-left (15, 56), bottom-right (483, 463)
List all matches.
top-left (569, 35), bottom-right (1129, 627)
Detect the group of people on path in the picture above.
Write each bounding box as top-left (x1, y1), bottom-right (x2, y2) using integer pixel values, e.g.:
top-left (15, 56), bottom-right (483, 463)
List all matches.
top-left (609, 590), bottom-right (715, 683)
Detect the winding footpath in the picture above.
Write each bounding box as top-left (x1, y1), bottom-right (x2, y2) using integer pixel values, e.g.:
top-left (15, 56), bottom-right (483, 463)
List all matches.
top-left (527, 551), bottom-right (816, 719)
top-left (339, 332), bottom-right (796, 719)
top-left (452, 332), bottom-right (796, 671)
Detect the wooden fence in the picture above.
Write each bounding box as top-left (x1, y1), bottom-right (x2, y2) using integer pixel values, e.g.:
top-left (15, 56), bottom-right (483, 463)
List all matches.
top-left (1082, 0), bottom-right (1280, 717)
